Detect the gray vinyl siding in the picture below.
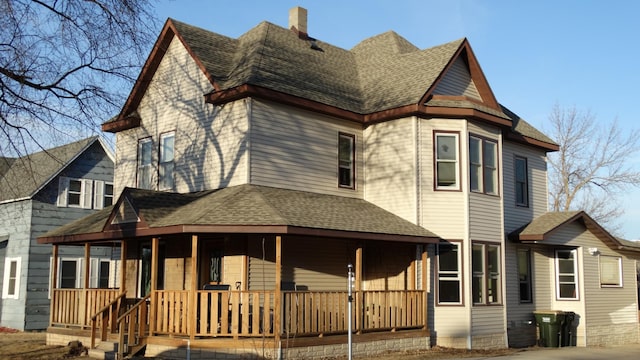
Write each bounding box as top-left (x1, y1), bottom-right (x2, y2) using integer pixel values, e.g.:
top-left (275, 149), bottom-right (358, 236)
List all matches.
top-left (364, 117), bottom-right (417, 223)
top-left (471, 306), bottom-right (506, 336)
top-left (502, 141), bottom-right (548, 233)
top-left (433, 57), bottom-right (482, 100)
top-left (250, 100), bottom-right (363, 198)
top-left (114, 37), bottom-right (248, 196)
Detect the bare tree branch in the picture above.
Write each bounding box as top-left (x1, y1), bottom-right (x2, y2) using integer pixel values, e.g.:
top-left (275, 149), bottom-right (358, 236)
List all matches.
top-left (547, 103), bottom-right (640, 235)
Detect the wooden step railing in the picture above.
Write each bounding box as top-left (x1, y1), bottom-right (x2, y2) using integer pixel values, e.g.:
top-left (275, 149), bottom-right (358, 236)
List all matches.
top-left (117, 295), bottom-right (150, 359)
top-left (90, 291), bottom-right (126, 348)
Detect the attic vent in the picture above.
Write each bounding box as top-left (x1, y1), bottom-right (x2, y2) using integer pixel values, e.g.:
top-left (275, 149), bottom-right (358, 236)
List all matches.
top-left (289, 6), bottom-right (308, 39)
top-left (112, 198), bottom-right (140, 224)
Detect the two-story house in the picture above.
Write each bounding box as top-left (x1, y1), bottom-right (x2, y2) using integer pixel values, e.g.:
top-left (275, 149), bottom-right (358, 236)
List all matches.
top-left (38, 7), bottom-right (640, 359)
top-left (0, 136), bottom-right (116, 330)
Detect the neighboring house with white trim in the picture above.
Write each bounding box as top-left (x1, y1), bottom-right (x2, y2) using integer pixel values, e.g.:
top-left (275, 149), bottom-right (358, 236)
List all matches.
top-left (37, 7), bottom-right (640, 358)
top-left (0, 136), bottom-right (116, 330)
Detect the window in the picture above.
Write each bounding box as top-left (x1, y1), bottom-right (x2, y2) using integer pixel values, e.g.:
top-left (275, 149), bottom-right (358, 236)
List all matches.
top-left (599, 255), bottom-right (622, 287)
top-left (93, 181), bottom-right (114, 209)
top-left (555, 249), bottom-right (579, 300)
top-left (515, 156), bottom-right (528, 206)
top-left (437, 242), bottom-right (461, 304)
top-left (517, 248), bottom-right (532, 303)
top-left (89, 259), bottom-right (111, 288)
top-left (472, 243), bottom-right (501, 304)
top-left (338, 133), bottom-right (355, 188)
top-left (435, 133), bottom-right (459, 190)
top-left (104, 183), bottom-right (114, 207)
top-left (138, 138), bottom-right (153, 189)
top-left (468, 136), bottom-right (498, 195)
top-left (57, 177), bottom-right (93, 208)
top-left (60, 259), bottom-right (81, 288)
top-left (159, 132), bottom-right (175, 190)
top-left (2, 257), bottom-right (20, 299)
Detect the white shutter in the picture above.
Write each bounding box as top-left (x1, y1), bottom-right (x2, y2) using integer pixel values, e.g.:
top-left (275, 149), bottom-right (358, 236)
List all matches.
top-left (57, 177), bottom-right (69, 207)
top-left (77, 258), bottom-right (84, 288)
top-left (89, 258), bottom-right (99, 288)
top-left (94, 180), bottom-right (104, 210)
top-left (82, 179), bottom-right (93, 209)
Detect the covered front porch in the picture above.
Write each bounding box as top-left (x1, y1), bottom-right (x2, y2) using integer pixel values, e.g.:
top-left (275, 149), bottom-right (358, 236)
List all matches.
top-left (40, 185), bottom-right (438, 358)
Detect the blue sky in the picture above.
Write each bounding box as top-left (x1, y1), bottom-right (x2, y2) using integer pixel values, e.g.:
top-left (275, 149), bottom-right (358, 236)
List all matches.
top-left (155, 0), bottom-right (640, 238)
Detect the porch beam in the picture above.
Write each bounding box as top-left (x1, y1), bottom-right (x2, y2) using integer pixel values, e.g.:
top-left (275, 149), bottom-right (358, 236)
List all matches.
top-left (421, 245), bottom-right (428, 331)
top-left (190, 235), bottom-right (198, 340)
top-left (50, 244), bottom-right (58, 326)
top-left (274, 235), bottom-right (282, 344)
top-left (119, 240), bottom-right (127, 294)
top-left (149, 237), bottom-right (159, 335)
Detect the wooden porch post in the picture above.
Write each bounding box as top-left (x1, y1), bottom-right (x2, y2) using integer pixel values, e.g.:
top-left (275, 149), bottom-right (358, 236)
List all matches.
top-left (274, 235), bottom-right (282, 344)
top-left (50, 244), bottom-right (59, 326)
top-left (119, 240), bottom-right (127, 294)
top-left (355, 243), bottom-right (362, 334)
top-left (84, 243), bottom-right (91, 288)
top-left (421, 245), bottom-right (428, 331)
top-left (149, 237), bottom-right (159, 335)
top-left (189, 235), bottom-right (198, 340)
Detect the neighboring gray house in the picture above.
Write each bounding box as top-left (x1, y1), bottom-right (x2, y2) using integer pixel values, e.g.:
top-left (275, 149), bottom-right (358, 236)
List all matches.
top-left (0, 136), bottom-right (115, 330)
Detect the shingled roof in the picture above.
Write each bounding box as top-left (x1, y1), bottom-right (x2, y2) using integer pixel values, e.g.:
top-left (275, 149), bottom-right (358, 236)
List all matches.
top-left (0, 137), bottom-right (103, 202)
top-left (104, 11), bottom-right (557, 151)
top-left (38, 184), bottom-right (440, 244)
top-left (509, 211), bottom-right (640, 252)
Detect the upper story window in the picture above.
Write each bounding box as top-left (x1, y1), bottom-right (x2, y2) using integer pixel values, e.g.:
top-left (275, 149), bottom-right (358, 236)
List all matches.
top-left (435, 132), bottom-right (459, 190)
top-left (599, 255), bottom-right (622, 287)
top-left (338, 133), bottom-right (355, 189)
top-left (515, 156), bottom-right (529, 206)
top-left (469, 135), bottom-right (498, 195)
top-left (58, 178), bottom-right (112, 209)
top-left (437, 242), bottom-right (462, 304)
top-left (472, 243), bottom-right (501, 305)
top-left (137, 138), bottom-right (153, 189)
top-left (159, 132), bottom-right (175, 190)
top-left (555, 249), bottom-right (579, 300)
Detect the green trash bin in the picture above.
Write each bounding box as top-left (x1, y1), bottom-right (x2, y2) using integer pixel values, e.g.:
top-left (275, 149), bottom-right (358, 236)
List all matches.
top-left (533, 311), bottom-right (565, 347)
top-left (561, 312), bottom-right (576, 347)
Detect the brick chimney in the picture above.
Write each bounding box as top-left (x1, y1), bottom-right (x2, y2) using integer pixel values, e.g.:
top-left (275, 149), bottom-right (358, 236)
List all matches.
top-left (289, 6), bottom-right (308, 39)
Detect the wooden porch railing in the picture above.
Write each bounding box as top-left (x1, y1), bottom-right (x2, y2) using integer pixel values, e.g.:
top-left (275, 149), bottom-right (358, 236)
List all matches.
top-left (89, 291), bottom-right (126, 348)
top-left (51, 289), bottom-right (121, 328)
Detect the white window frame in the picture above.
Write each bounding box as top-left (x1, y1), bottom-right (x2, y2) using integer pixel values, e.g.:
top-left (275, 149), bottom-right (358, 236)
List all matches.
top-left (437, 242), bottom-right (462, 305)
top-left (94, 181), bottom-right (114, 209)
top-left (338, 133), bottom-right (355, 189)
top-left (468, 135), bottom-right (498, 195)
top-left (555, 249), bottom-right (579, 300)
top-left (89, 258), bottom-right (112, 289)
top-left (59, 258), bottom-right (83, 289)
top-left (57, 177), bottom-right (93, 208)
top-left (159, 132), bottom-right (175, 190)
top-left (435, 132), bottom-right (460, 190)
top-left (137, 137), bottom-right (153, 189)
top-left (599, 255), bottom-right (623, 287)
top-left (2, 257), bottom-right (21, 299)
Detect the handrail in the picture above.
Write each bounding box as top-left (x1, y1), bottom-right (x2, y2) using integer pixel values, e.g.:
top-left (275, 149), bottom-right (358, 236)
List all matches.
top-left (90, 291), bottom-right (126, 349)
top-left (117, 294), bottom-right (150, 323)
top-left (91, 291), bottom-right (127, 321)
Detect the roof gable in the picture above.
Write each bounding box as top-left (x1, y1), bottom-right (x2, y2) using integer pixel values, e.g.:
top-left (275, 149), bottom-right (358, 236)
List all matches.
top-left (0, 137), bottom-right (107, 203)
top-left (509, 211), bottom-right (638, 253)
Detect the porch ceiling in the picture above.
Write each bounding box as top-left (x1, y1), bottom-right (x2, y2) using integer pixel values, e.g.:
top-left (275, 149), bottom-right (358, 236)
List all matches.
top-left (38, 184), bottom-right (440, 245)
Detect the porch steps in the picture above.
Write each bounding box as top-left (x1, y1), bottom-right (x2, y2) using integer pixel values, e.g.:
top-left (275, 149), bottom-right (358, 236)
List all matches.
top-left (87, 340), bottom-right (118, 360)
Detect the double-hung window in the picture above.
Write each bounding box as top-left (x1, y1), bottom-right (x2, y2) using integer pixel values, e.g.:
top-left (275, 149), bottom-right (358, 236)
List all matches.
top-left (138, 138), bottom-right (153, 189)
top-left (472, 243), bottom-right (501, 304)
top-left (468, 136), bottom-right (498, 195)
top-left (159, 132), bottom-right (175, 190)
top-left (2, 257), bottom-right (20, 299)
top-left (437, 242), bottom-right (462, 304)
top-left (555, 249), bottom-right (579, 300)
top-left (57, 177), bottom-right (93, 208)
top-left (517, 248), bottom-right (532, 303)
top-left (338, 133), bottom-right (355, 188)
top-left (435, 133), bottom-right (459, 190)
top-left (515, 156), bottom-right (529, 206)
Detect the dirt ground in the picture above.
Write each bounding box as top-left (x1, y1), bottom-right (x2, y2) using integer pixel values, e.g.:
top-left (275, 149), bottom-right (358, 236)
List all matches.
top-left (0, 327), bottom-right (519, 359)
